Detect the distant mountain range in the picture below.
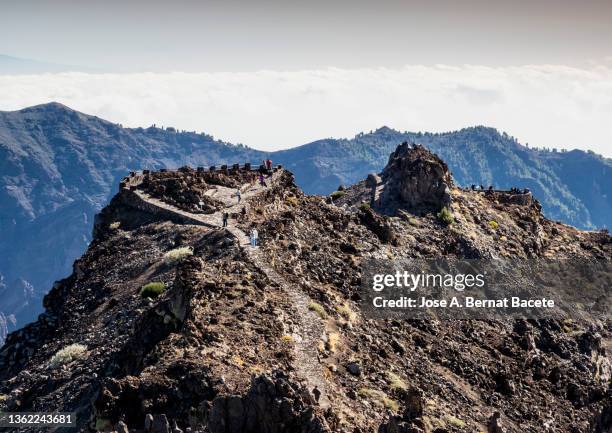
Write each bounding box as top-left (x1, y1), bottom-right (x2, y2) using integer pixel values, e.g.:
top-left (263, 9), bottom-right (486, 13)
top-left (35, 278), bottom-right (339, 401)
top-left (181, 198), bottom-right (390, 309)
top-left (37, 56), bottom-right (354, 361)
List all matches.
top-left (0, 54), bottom-right (91, 74)
top-left (1, 102), bottom-right (611, 342)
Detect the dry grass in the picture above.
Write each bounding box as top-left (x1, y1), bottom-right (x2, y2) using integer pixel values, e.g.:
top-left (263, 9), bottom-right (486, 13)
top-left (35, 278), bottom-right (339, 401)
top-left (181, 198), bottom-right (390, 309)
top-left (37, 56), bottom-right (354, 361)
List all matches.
top-left (249, 365), bottom-right (265, 375)
top-left (281, 335), bottom-right (294, 343)
top-left (308, 302), bottom-right (328, 319)
top-left (445, 415), bottom-right (466, 428)
top-left (358, 388), bottom-right (399, 412)
top-left (285, 196), bottom-right (299, 207)
top-left (326, 332), bottom-right (340, 352)
top-left (336, 303), bottom-right (357, 322)
top-left (109, 221), bottom-right (121, 230)
top-left (49, 343), bottom-right (87, 368)
top-left (231, 355), bottom-right (245, 367)
top-left (387, 371), bottom-right (408, 391)
top-left (163, 246), bottom-right (193, 265)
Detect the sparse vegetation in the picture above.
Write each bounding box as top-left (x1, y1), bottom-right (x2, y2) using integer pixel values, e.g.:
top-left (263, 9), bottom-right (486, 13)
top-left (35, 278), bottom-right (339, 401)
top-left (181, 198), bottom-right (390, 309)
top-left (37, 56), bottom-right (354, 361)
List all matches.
top-left (308, 302), bottom-right (328, 319)
top-left (387, 371), bottom-right (408, 391)
top-left (49, 343), bottom-right (87, 368)
top-left (285, 196), bottom-right (299, 206)
top-left (326, 332), bottom-right (340, 352)
top-left (280, 334), bottom-right (294, 343)
top-left (358, 388), bottom-right (399, 411)
top-left (140, 281), bottom-right (166, 299)
top-left (109, 221), bottom-right (121, 230)
top-left (445, 415), bottom-right (466, 428)
top-left (231, 355), bottom-right (245, 367)
top-left (437, 206), bottom-right (454, 225)
top-left (408, 217), bottom-right (420, 226)
top-left (358, 202), bottom-right (371, 211)
top-left (336, 303), bottom-right (357, 322)
top-left (163, 246), bottom-right (193, 264)
top-left (330, 191), bottom-right (345, 200)
top-left (488, 220), bottom-right (499, 230)
top-left (95, 418), bottom-right (112, 431)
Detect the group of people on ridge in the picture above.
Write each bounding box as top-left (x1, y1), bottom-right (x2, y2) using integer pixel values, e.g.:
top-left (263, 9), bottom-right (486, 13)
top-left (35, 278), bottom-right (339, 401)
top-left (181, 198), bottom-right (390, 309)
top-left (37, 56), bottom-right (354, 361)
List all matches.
top-left (469, 184), bottom-right (530, 194)
top-left (220, 160), bottom-right (272, 247)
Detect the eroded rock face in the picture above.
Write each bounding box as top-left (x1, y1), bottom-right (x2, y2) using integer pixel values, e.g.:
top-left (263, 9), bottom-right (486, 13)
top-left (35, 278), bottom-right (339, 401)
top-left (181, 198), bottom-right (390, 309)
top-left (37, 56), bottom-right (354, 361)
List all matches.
top-left (379, 142), bottom-right (453, 214)
top-left (208, 372), bottom-right (329, 433)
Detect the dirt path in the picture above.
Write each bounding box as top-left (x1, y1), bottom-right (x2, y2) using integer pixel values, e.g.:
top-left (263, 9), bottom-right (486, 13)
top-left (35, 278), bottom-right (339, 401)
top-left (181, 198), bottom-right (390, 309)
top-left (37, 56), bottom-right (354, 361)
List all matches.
top-left (126, 170), bottom-right (331, 408)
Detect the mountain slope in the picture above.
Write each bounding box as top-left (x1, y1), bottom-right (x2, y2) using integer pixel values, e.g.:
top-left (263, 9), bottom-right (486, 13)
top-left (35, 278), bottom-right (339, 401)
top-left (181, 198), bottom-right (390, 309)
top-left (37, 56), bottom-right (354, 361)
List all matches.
top-left (1, 103), bottom-right (611, 344)
top-left (278, 126), bottom-right (612, 229)
top-left (0, 102), bottom-right (266, 342)
top-left (0, 154), bottom-right (609, 432)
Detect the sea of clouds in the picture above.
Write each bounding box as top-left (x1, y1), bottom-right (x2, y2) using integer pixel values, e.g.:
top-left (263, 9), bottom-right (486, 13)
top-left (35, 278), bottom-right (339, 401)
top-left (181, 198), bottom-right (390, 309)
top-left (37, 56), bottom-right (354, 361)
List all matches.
top-left (1, 64), bottom-right (611, 156)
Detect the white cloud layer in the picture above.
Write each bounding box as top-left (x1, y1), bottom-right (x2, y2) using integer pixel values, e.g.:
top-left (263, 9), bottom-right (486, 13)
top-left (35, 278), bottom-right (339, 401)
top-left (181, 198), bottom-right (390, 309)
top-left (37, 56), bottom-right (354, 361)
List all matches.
top-left (1, 65), bottom-right (611, 156)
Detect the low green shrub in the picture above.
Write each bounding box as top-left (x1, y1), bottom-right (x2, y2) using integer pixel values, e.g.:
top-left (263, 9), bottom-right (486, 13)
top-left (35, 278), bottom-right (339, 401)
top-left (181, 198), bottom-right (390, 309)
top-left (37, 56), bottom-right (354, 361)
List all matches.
top-left (330, 191), bottom-right (345, 200)
top-left (140, 282), bottom-right (166, 299)
top-left (488, 220), bottom-right (499, 230)
top-left (437, 207), bottom-right (454, 225)
top-left (358, 202), bottom-right (371, 211)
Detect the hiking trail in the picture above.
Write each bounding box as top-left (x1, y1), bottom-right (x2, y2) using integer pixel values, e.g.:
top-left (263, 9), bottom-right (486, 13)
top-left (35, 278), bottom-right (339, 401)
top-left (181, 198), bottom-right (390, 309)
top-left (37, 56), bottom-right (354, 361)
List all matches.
top-left (124, 169), bottom-right (331, 409)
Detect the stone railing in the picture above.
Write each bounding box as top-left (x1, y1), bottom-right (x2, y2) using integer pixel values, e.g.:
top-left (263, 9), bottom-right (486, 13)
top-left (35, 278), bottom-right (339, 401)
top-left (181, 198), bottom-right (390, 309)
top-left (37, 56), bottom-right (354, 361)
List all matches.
top-left (119, 163), bottom-right (283, 191)
top-left (471, 189), bottom-right (533, 206)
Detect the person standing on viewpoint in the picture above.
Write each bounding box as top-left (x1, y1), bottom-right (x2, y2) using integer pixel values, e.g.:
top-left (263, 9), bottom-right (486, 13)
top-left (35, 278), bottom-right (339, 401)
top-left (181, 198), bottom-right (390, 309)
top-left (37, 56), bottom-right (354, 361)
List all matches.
top-left (250, 228), bottom-right (258, 247)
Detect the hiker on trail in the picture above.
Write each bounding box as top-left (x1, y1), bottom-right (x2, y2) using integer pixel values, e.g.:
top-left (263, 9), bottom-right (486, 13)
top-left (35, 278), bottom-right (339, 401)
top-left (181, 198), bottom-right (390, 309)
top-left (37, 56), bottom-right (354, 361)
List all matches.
top-left (266, 159), bottom-right (273, 175)
top-left (312, 386), bottom-right (321, 404)
top-left (471, 184), bottom-right (476, 191)
top-left (236, 188), bottom-right (241, 203)
top-left (259, 174), bottom-right (267, 187)
top-left (250, 228), bottom-right (258, 247)
top-left (222, 212), bottom-right (229, 228)
top-left (488, 185), bottom-right (493, 191)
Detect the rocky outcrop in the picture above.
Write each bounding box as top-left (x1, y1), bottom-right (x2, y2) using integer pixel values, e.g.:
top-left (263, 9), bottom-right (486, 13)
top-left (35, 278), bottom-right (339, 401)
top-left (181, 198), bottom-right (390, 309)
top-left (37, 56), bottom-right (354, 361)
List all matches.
top-left (378, 143), bottom-right (453, 214)
top-left (208, 372), bottom-right (329, 433)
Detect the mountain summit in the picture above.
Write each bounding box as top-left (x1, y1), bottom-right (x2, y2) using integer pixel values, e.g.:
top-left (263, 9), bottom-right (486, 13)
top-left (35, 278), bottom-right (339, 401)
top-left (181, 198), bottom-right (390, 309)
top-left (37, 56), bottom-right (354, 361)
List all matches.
top-left (0, 147), bottom-right (610, 432)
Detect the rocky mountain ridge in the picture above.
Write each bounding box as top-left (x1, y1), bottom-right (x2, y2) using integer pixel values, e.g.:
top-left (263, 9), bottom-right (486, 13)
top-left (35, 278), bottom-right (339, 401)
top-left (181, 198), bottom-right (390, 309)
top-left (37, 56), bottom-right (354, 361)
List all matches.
top-left (1, 102), bottom-right (611, 345)
top-left (0, 145), bottom-right (610, 432)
